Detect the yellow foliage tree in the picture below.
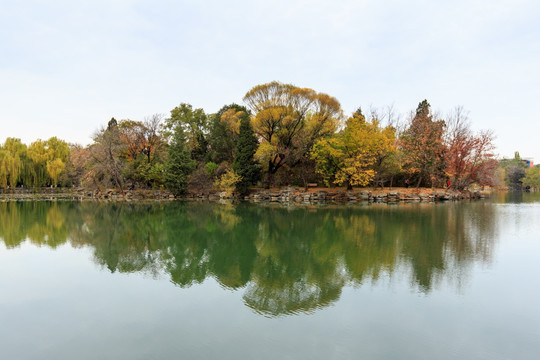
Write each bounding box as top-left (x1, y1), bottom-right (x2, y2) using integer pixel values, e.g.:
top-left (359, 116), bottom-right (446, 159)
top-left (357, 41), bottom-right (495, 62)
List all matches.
top-left (27, 137), bottom-right (70, 187)
top-left (46, 158), bottom-right (66, 187)
top-left (311, 111), bottom-right (396, 189)
top-left (0, 150), bottom-right (8, 188)
top-left (2, 138), bottom-right (27, 187)
top-left (244, 81), bottom-right (342, 187)
top-left (214, 168), bottom-right (242, 197)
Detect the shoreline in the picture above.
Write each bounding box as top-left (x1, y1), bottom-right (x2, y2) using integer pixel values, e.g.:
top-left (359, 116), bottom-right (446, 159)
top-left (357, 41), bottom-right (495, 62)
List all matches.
top-left (0, 187), bottom-right (491, 203)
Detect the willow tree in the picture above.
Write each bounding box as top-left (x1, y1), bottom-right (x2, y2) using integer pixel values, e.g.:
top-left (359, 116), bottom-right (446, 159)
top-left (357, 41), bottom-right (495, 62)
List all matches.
top-left (0, 138), bottom-right (27, 188)
top-left (27, 140), bottom-right (51, 187)
top-left (0, 150), bottom-right (8, 188)
top-left (243, 81), bottom-right (342, 187)
top-left (25, 137), bottom-right (70, 187)
top-left (46, 158), bottom-right (66, 187)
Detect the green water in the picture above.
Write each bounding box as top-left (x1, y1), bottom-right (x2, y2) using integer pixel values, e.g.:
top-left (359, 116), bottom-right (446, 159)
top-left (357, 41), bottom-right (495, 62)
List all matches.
top-left (1, 194), bottom-right (539, 359)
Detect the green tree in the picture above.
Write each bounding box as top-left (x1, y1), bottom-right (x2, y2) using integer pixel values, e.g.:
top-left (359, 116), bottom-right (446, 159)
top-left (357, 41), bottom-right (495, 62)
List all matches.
top-left (522, 166), bottom-right (540, 190)
top-left (164, 126), bottom-right (195, 196)
top-left (499, 152), bottom-right (527, 190)
top-left (233, 114), bottom-right (261, 195)
top-left (208, 104), bottom-right (248, 164)
top-left (164, 103), bottom-right (209, 163)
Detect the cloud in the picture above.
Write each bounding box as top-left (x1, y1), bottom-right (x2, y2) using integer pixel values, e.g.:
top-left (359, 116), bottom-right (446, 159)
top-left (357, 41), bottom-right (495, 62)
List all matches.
top-left (1, 0), bottom-right (539, 158)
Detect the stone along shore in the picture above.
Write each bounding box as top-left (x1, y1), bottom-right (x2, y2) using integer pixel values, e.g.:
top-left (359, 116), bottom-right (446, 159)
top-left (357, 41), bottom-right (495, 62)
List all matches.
top-left (0, 187), bottom-right (488, 203)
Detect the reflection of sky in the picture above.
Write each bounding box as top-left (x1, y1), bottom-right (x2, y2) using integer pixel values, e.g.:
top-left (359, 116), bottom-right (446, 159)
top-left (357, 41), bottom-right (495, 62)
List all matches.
top-left (1, 1), bottom-right (540, 161)
top-left (1, 200), bottom-right (539, 360)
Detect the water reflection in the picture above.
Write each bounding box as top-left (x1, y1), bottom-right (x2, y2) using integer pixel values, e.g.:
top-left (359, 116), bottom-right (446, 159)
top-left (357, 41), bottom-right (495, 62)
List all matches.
top-left (0, 200), bottom-right (499, 316)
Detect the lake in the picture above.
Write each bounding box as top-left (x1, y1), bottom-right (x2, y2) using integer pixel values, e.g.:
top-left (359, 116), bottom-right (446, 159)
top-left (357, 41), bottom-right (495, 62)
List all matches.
top-left (1, 193), bottom-right (539, 359)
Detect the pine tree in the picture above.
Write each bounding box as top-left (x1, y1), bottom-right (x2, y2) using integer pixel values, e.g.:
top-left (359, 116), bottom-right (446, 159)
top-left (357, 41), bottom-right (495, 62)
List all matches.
top-left (233, 115), bottom-right (260, 195)
top-left (401, 100), bottom-right (445, 187)
top-left (165, 126), bottom-right (194, 196)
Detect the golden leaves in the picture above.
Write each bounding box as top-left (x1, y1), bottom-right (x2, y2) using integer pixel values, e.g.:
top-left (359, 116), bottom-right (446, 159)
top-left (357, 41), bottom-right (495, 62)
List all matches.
top-left (312, 114), bottom-right (397, 187)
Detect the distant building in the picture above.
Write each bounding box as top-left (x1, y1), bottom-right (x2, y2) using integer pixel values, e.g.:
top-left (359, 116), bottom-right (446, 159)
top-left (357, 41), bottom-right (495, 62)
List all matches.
top-left (523, 158), bottom-right (534, 167)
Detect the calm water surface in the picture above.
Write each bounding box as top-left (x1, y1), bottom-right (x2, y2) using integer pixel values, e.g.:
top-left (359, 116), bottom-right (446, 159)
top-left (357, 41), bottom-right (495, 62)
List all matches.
top-left (1, 193), bottom-right (539, 359)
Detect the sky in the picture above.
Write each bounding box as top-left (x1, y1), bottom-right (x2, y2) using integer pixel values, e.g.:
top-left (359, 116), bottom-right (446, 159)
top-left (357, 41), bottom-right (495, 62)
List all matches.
top-left (1, 0), bottom-right (539, 161)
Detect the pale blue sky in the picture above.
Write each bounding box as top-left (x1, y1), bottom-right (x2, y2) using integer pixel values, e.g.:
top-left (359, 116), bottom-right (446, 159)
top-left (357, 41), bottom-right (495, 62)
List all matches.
top-left (1, 0), bottom-right (539, 161)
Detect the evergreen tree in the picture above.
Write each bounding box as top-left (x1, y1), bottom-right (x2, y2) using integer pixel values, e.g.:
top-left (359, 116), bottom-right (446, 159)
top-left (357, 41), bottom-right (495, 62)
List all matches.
top-left (208, 104), bottom-right (249, 164)
top-left (400, 100), bottom-right (445, 187)
top-left (165, 126), bottom-right (194, 196)
top-left (233, 115), bottom-right (260, 195)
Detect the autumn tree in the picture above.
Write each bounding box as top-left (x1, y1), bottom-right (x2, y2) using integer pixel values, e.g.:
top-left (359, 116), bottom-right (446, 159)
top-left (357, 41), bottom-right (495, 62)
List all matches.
top-left (44, 137), bottom-right (69, 186)
top-left (0, 150), bottom-right (8, 188)
top-left (233, 114), bottom-right (261, 195)
top-left (311, 110), bottom-right (396, 189)
top-left (244, 81), bottom-right (342, 187)
top-left (27, 140), bottom-right (51, 187)
top-left (47, 158), bottom-right (65, 187)
top-left (444, 107), bottom-right (497, 190)
top-left (24, 137), bottom-right (70, 187)
top-left (400, 100), bottom-right (445, 187)
top-left (63, 144), bottom-right (91, 187)
top-left (88, 118), bottom-right (127, 191)
top-left (0, 138), bottom-right (27, 188)
top-left (117, 119), bottom-right (147, 161)
top-left (118, 115), bottom-right (167, 188)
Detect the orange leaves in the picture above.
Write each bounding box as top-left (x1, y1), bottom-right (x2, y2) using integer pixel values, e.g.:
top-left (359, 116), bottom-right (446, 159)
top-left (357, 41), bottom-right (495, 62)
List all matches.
top-left (400, 100), bottom-right (445, 186)
top-left (444, 108), bottom-right (496, 189)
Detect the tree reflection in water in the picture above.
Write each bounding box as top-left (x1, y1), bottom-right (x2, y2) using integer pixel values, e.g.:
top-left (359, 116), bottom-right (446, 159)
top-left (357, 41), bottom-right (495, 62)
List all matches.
top-left (0, 200), bottom-right (498, 317)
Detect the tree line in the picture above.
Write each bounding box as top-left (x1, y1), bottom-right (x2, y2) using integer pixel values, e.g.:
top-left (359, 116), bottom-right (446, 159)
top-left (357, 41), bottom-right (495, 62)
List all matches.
top-left (0, 81), bottom-right (514, 194)
top-left (498, 152), bottom-right (540, 190)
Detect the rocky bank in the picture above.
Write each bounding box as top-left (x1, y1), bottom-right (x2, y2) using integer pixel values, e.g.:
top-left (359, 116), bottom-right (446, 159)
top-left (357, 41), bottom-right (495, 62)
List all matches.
top-left (0, 186), bottom-right (489, 203)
